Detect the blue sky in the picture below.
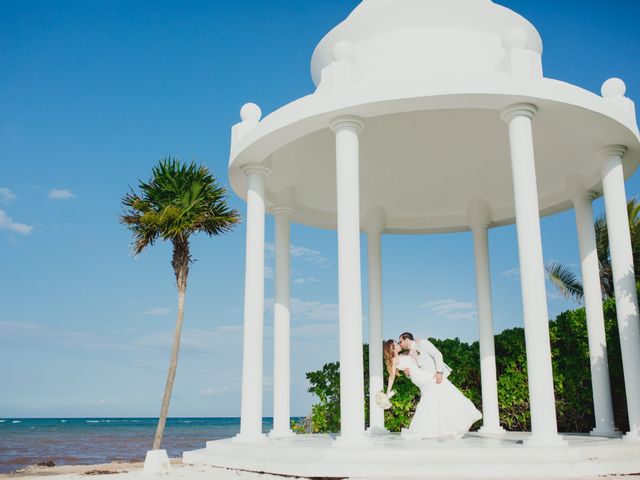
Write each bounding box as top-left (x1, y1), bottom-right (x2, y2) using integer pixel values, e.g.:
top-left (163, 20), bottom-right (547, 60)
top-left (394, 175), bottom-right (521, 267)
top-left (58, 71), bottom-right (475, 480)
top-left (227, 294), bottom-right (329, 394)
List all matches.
top-left (1, 0), bottom-right (639, 418)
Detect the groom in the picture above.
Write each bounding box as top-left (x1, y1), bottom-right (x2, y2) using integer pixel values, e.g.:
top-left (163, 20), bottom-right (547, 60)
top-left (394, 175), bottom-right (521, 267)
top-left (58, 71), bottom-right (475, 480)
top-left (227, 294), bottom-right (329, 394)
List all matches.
top-left (398, 332), bottom-right (452, 384)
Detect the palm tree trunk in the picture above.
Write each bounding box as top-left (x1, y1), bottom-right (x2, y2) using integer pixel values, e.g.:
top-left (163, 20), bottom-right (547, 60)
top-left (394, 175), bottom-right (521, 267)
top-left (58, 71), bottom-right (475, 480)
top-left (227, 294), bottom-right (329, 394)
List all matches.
top-left (152, 237), bottom-right (190, 450)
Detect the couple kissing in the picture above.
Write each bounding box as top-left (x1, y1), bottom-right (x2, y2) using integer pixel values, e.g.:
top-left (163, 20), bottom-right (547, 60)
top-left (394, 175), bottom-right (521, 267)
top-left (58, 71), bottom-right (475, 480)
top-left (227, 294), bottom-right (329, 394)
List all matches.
top-left (381, 332), bottom-right (482, 440)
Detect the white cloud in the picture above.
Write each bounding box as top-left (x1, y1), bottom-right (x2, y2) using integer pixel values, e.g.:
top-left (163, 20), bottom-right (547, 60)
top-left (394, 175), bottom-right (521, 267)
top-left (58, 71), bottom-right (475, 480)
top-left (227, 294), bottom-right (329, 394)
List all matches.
top-left (265, 265), bottom-right (274, 281)
top-left (265, 243), bottom-right (275, 257)
top-left (142, 307), bottom-right (172, 316)
top-left (443, 311), bottom-right (478, 321)
top-left (48, 188), bottom-right (76, 200)
top-left (291, 298), bottom-right (338, 321)
top-left (134, 325), bottom-right (243, 353)
top-left (291, 323), bottom-right (337, 337)
top-left (419, 299), bottom-right (477, 321)
top-left (265, 243), bottom-right (329, 266)
top-left (200, 385), bottom-right (233, 397)
top-left (0, 320), bottom-right (129, 351)
top-left (82, 398), bottom-right (121, 406)
top-left (501, 268), bottom-right (520, 277)
top-left (264, 298), bottom-right (338, 322)
top-left (0, 187), bottom-right (16, 204)
top-left (293, 277), bottom-right (320, 285)
top-left (0, 209), bottom-right (33, 234)
top-left (0, 320), bottom-right (246, 356)
top-left (290, 245), bottom-right (329, 266)
top-left (0, 320), bottom-right (39, 332)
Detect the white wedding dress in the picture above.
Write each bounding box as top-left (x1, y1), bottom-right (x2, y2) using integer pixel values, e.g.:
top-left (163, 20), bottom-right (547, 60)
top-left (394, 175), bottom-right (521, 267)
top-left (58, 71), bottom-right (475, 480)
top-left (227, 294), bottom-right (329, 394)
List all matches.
top-left (396, 355), bottom-right (482, 440)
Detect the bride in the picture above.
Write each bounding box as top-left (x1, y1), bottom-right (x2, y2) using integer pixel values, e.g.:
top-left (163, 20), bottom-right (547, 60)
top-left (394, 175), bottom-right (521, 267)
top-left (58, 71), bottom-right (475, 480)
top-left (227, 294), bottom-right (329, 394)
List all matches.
top-left (383, 339), bottom-right (482, 440)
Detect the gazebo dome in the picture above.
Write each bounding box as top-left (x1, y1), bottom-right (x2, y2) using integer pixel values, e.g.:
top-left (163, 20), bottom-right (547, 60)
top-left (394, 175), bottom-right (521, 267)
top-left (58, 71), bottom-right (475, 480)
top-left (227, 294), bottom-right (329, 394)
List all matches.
top-left (311, 0), bottom-right (543, 87)
top-left (228, 0), bottom-right (639, 234)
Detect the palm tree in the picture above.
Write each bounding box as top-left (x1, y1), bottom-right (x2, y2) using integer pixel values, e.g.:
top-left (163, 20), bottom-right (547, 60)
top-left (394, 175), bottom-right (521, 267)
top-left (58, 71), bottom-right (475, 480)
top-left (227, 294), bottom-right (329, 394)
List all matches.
top-left (546, 198), bottom-right (640, 302)
top-left (121, 158), bottom-right (240, 450)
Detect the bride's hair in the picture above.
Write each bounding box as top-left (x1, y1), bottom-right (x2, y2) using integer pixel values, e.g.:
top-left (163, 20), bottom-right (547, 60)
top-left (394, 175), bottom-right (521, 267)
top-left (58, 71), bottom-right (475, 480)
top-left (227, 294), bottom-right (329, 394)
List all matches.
top-left (383, 339), bottom-right (396, 375)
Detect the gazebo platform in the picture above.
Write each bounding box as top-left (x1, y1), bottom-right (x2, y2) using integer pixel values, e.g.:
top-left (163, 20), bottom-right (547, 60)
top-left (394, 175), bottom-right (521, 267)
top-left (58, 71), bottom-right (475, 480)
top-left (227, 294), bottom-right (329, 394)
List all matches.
top-left (183, 432), bottom-right (640, 479)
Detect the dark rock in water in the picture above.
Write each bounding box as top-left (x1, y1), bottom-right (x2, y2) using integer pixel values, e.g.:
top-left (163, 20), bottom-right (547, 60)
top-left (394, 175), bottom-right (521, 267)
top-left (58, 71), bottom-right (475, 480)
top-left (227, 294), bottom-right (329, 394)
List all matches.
top-left (84, 470), bottom-right (120, 475)
top-left (36, 460), bottom-right (55, 467)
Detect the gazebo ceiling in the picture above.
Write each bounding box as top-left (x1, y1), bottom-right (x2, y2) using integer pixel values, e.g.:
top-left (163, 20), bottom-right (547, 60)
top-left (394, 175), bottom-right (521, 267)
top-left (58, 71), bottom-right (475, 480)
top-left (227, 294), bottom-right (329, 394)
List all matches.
top-left (228, 85), bottom-right (640, 233)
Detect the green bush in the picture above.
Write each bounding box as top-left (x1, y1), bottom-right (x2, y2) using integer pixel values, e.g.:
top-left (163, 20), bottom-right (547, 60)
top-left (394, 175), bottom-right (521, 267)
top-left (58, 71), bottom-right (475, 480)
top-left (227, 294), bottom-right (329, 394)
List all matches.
top-left (384, 373), bottom-right (419, 432)
top-left (295, 292), bottom-right (630, 434)
top-left (494, 327), bottom-right (530, 430)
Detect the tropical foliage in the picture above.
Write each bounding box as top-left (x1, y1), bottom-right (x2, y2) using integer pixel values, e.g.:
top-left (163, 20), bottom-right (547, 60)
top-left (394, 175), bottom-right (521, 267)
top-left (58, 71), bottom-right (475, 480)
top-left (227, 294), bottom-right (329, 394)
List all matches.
top-left (547, 198), bottom-right (640, 302)
top-left (121, 158), bottom-right (240, 449)
top-left (295, 293), bottom-right (630, 433)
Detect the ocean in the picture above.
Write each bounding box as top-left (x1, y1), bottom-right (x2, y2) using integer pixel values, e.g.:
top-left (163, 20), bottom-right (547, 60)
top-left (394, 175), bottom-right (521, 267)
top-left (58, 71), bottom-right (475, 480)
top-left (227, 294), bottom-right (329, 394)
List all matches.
top-left (0, 417), bottom-right (284, 474)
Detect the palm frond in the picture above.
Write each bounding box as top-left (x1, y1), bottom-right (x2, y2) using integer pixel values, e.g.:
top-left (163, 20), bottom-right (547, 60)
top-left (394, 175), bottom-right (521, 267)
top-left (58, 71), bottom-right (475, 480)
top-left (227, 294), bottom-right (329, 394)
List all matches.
top-left (545, 262), bottom-right (584, 303)
top-left (591, 196), bottom-right (640, 299)
top-left (594, 214), bottom-right (609, 265)
top-left (599, 261), bottom-right (615, 299)
top-left (120, 157), bottom-right (241, 257)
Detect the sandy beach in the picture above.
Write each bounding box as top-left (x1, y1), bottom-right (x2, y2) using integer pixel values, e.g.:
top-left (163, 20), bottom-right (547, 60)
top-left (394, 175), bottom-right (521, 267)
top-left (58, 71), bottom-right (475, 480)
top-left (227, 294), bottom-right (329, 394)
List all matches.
top-left (3, 460), bottom-right (640, 480)
top-left (0, 461), bottom-right (308, 480)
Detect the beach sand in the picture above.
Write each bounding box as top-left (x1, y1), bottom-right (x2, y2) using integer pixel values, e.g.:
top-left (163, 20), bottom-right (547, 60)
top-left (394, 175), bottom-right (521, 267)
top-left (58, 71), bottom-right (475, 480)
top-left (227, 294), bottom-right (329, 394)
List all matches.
top-left (3, 460), bottom-right (640, 480)
top-left (0, 461), bottom-right (308, 480)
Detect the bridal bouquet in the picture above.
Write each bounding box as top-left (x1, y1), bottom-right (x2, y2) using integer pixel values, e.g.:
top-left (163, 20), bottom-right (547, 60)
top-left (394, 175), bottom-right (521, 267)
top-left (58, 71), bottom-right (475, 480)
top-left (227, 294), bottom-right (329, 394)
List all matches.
top-left (374, 390), bottom-right (395, 410)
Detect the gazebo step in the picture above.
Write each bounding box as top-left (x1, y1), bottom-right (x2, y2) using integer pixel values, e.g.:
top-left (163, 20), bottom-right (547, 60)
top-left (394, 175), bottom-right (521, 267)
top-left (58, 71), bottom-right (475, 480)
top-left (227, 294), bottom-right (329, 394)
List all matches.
top-left (184, 434), bottom-right (640, 478)
top-left (186, 451), bottom-right (640, 479)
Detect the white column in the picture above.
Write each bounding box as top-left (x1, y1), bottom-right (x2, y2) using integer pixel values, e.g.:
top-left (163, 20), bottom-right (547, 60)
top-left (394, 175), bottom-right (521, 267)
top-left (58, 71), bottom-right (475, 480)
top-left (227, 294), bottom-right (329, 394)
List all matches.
top-left (364, 206), bottom-right (386, 434)
top-left (468, 200), bottom-right (504, 435)
top-left (331, 116), bottom-right (368, 446)
top-left (600, 146), bottom-right (640, 440)
top-left (567, 175), bottom-right (616, 436)
top-left (270, 206), bottom-right (294, 438)
top-left (501, 104), bottom-right (565, 446)
top-left (235, 164), bottom-right (270, 442)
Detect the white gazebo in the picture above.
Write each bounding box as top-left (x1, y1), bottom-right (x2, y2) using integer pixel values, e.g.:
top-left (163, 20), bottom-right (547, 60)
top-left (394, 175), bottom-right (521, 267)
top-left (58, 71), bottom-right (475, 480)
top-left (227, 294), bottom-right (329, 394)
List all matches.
top-left (185, 0), bottom-right (640, 477)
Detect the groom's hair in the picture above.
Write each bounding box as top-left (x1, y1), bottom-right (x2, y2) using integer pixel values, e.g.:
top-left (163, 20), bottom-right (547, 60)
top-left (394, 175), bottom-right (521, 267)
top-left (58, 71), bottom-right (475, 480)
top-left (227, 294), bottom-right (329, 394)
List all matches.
top-left (399, 332), bottom-right (414, 341)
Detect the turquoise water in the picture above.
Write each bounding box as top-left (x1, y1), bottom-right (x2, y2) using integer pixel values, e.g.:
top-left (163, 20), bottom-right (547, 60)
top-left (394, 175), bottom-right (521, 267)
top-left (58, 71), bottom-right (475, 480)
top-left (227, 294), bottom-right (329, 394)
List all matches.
top-left (0, 417), bottom-right (283, 473)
